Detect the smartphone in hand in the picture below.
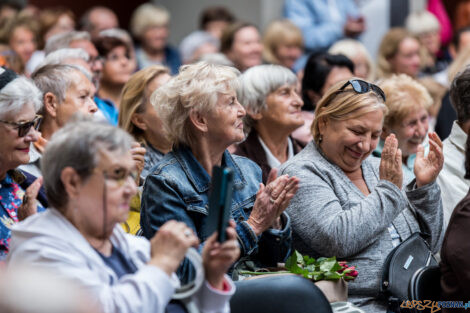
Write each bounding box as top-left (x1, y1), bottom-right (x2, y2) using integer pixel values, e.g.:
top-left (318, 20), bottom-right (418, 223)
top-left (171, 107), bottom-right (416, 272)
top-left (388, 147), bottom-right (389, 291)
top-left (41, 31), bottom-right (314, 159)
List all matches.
top-left (205, 166), bottom-right (234, 242)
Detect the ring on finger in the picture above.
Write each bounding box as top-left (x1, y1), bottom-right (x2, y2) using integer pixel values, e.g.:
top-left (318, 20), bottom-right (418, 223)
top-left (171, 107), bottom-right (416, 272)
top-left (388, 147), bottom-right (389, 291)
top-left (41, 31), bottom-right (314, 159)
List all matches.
top-left (184, 229), bottom-right (192, 238)
top-left (269, 197), bottom-right (276, 204)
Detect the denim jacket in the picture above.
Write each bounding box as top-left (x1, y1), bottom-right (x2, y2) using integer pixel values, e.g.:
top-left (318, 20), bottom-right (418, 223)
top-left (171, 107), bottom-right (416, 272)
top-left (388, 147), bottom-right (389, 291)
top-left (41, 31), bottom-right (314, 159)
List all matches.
top-left (141, 145), bottom-right (292, 280)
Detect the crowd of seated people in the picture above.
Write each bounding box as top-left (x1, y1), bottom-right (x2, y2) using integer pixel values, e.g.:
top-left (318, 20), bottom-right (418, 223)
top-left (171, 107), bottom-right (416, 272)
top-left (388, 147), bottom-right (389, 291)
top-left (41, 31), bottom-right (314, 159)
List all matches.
top-left (1, 1), bottom-right (470, 312)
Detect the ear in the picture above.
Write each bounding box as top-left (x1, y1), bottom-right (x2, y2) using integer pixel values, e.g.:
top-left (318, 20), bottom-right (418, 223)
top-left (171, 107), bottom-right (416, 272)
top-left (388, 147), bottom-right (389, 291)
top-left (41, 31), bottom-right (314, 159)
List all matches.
top-left (44, 92), bottom-right (58, 118)
top-left (189, 110), bottom-right (208, 133)
top-left (131, 113), bottom-right (148, 131)
top-left (247, 108), bottom-right (263, 121)
top-left (317, 117), bottom-right (328, 134)
top-left (60, 167), bottom-right (83, 200)
top-left (381, 125), bottom-right (391, 140)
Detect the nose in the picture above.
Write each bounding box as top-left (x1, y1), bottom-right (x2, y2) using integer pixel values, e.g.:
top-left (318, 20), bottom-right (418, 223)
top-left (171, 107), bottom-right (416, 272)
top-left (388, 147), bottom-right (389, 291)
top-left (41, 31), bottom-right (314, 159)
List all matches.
top-left (89, 98), bottom-right (98, 114)
top-left (25, 126), bottom-right (39, 142)
top-left (292, 91), bottom-right (304, 108)
top-left (357, 136), bottom-right (370, 152)
top-left (416, 119), bottom-right (428, 137)
top-left (123, 175), bottom-right (138, 196)
top-left (236, 100), bottom-right (246, 117)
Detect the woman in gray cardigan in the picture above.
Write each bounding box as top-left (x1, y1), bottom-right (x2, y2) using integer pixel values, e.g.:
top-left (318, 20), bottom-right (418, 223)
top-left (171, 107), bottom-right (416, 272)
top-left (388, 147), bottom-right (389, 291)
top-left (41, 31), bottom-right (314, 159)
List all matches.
top-left (279, 79), bottom-right (444, 313)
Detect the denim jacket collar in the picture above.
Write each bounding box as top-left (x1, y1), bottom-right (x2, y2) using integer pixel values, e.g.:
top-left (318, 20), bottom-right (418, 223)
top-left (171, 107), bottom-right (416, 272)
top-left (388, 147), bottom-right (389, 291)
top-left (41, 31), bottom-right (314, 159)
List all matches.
top-left (173, 145), bottom-right (247, 193)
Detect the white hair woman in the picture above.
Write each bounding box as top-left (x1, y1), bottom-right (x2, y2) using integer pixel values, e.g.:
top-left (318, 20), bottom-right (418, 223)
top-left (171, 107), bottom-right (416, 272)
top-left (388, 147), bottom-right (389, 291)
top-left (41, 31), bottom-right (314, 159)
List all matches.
top-left (0, 67), bottom-right (45, 260)
top-left (141, 62), bottom-right (299, 282)
top-left (235, 64), bottom-right (305, 183)
top-left (8, 120), bottom-right (240, 313)
top-left (279, 78), bottom-right (444, 312)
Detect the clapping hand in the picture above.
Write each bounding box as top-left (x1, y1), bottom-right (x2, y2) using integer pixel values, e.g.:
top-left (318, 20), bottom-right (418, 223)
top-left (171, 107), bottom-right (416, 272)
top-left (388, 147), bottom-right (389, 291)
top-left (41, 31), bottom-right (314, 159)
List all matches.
top-left (18, 177), bottom-right (42, 221)
top-left (247, 168), bottom-right (299, 235)
top-left (379, 134), bottom-right (403, 189)
top-left (414, 132), bottom-right (443, 187)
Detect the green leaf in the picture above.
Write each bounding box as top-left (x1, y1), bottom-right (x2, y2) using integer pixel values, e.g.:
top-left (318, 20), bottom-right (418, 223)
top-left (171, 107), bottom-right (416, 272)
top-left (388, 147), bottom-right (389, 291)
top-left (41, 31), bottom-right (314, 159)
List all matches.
top-left (313, 272), bottom-right (325, 281)
top-left (319, 257), bottom-right (338, 272)
top-left (285, 251), bottom-right (300, 271)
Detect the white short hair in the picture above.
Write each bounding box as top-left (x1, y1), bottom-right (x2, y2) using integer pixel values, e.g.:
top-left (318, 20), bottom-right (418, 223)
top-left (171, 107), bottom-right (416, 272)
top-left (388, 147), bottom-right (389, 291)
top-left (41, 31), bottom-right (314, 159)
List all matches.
top-left (0, 77), bottom-right (42, 119)
top-left (237, 64), bottom-right (297, 131)
top-left (40, 48), bottom-right (90, 67)
top-left (130, 4), bottom-right (170, 38)
top-left (32, 64), bottom-right (91, 104)
top-left (45, 31), bottom-right (92, 55)
top-left (406, 11), bottom-right (440, 36)
top-left (152, 61), bottom-right (239, 147)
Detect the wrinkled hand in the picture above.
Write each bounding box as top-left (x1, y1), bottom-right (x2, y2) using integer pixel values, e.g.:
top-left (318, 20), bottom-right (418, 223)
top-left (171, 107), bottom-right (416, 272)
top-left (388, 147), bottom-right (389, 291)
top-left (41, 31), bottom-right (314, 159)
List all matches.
top-left (344, 16), bottom-right (365, 37)
top-left (247, 168), bottom-right (299, 235)
top-left (414, 132), bottom-right (443, 187)
top-left (130, 142), bottom-right (146, 183)
top-left (18, 177), bottom-right (42, 221)
top-left (203, 220), bottom-right (240, 290)
top-left (379, 134), bottom-right (403, 189)
top-left (148, 221), bottom-right (199, 276)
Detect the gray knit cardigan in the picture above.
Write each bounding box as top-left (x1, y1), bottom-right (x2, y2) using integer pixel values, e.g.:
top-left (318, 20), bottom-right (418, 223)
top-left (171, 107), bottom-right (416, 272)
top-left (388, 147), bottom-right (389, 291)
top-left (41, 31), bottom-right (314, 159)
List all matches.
top-left (279, 141), bottom-right (444, 313)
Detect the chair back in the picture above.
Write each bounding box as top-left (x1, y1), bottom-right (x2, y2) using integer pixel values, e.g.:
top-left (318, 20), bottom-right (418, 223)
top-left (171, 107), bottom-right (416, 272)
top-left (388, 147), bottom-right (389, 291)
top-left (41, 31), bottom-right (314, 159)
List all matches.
top-left (409, 265), bottom-right (441, 313)
top-left (230, 275), bottom-right (333, 313)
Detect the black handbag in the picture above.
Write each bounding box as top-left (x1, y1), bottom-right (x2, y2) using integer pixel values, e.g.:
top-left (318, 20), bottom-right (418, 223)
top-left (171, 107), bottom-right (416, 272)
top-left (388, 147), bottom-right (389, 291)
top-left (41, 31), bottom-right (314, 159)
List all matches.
top-left (381, 232), bottom-right (437, 312)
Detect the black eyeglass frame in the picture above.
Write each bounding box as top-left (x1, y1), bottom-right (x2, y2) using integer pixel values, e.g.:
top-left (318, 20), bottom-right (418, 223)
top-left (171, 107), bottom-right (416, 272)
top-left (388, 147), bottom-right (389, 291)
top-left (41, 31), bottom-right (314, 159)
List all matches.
top-left (339, 79), bottom-right (386, 102)
top-left (0, 115), bottom-right (43, 137)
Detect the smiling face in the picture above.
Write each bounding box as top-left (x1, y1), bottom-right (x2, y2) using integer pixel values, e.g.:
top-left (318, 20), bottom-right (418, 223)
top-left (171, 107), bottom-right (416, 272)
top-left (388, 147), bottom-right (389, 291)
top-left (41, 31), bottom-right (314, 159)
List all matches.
top-left (259, 84), bottom-right (304, 133)
top-left (226, 26), bottom-right (263, 72)
top-left (0, 103), bottom-right (39, 174)
top-left (386, 106), bottom-right (428, 157)
top-left (205, 89), bottom-right (246, 148)
top-left (319, 109), bottom-right (384, 173)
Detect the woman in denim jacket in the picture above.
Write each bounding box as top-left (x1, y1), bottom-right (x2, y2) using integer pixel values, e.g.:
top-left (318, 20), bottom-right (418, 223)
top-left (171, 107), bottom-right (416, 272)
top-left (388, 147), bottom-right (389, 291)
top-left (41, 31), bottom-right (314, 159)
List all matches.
top-left (141, 62), bottom-right (299, 281)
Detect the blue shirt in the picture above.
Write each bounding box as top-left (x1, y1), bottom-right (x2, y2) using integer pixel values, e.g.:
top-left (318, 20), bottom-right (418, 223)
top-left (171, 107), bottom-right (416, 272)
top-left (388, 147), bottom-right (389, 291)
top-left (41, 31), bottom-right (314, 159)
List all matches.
top-left (284, 0), bottom-right (360, 52)
top-left (94, 96), bottom-right (119, 126)
top-left (140, 145), bottom-right (292, 281)
top-left (0, 171), bottom-right (45, 260)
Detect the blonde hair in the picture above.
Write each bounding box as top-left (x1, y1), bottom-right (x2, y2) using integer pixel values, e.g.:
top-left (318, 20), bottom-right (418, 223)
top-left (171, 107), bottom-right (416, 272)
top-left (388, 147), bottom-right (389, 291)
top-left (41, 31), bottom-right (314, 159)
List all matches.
top-left (311, 79), bottom-right (387, 145)
top-left (378, 74), bottom-right (432, 128)
top-left (328, 39), bottom-right (375, 81)
top-left (262, 19), bottom-right (303, 65)
top-left (152, 61), bottom-right (240, 147)
top-left (376, 28), bottom-right (414, 79)
top-left (118, 65), bottom-right (170, 142)
top-left (130, 3), bottom-right (170, 39)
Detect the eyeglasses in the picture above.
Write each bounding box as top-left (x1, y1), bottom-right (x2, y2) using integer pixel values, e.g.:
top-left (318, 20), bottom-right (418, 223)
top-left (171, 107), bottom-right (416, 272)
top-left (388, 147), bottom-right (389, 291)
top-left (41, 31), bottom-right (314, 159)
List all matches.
top-left (0, 115), bottom-right (42, 137)
top-left (95, 167), bottom-right (139, 187)
top-left (339, 79), bottom-right (386, 102)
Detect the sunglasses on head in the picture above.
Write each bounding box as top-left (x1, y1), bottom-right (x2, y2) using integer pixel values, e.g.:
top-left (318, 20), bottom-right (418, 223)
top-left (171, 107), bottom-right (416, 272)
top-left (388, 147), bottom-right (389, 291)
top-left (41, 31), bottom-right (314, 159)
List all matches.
top-left (339, 79), bottom-right (386, 102)
top-left (0, 115), bottom-right (42, 137)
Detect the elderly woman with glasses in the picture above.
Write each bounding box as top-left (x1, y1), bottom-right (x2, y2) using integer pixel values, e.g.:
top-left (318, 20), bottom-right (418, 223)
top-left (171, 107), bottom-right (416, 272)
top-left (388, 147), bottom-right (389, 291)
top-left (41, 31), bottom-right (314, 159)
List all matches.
top-left (141, 62), bottom-right (299, 282)
top-left (279, 78), bottom-right (444, 312)
top-left (0, 67), bottom-right (46, 260)
top-left (8, 120), bottom-right (240, 313)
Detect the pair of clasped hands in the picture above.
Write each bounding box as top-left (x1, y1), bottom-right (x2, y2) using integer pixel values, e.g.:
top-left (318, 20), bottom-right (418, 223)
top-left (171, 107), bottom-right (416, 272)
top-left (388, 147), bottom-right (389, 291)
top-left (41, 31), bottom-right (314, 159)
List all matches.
top-left (379, 132), bottom-right (444, 189)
